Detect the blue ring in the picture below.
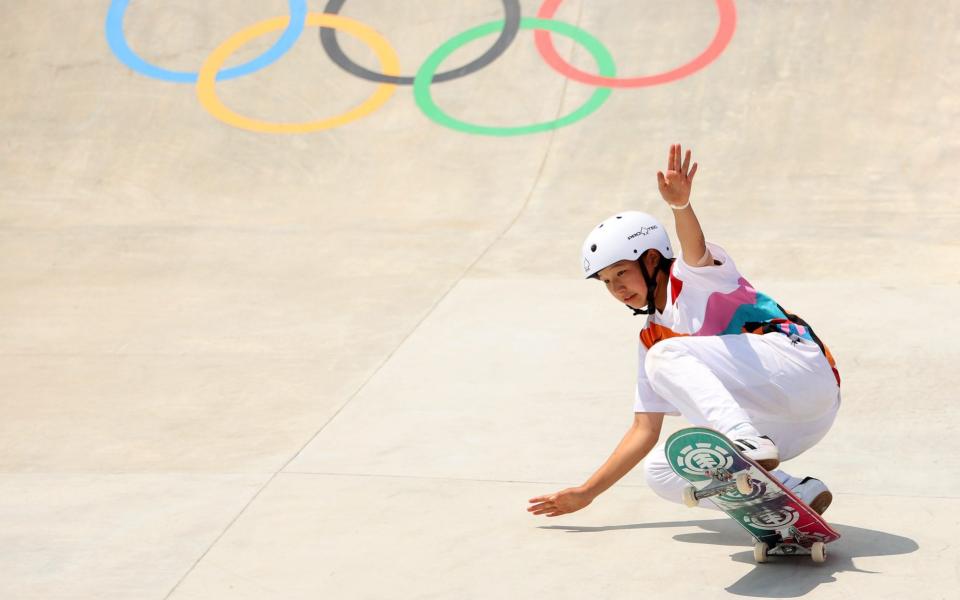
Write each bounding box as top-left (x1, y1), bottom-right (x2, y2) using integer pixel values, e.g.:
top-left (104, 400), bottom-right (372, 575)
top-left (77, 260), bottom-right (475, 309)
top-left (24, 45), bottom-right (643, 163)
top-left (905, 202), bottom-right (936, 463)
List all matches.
top-left (105, 0), bottom-right (308, 83)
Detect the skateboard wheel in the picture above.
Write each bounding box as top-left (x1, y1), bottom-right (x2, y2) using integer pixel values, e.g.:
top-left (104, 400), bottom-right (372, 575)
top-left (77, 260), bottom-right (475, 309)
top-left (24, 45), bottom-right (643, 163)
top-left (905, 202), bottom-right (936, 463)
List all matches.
top-left (681, 485), bottom-right (699, 508)
top-left (811, 541), bottom-right (826, 563)
top-left (736, 472), bottom-right (752, 495)
top-left (753, 542), bottom-right (768, 564)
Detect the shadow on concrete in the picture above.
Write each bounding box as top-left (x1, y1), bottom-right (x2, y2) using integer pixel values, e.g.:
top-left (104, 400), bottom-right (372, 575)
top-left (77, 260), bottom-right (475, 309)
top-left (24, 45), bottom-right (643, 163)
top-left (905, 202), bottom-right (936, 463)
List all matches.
top-left (540, 519), bottom-right (918, 597)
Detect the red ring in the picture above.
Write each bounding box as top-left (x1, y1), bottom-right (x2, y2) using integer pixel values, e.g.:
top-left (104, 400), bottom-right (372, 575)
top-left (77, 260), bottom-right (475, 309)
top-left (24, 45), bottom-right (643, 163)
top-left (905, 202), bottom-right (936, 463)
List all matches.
top-left (534, 0), bottom-right (737, 88)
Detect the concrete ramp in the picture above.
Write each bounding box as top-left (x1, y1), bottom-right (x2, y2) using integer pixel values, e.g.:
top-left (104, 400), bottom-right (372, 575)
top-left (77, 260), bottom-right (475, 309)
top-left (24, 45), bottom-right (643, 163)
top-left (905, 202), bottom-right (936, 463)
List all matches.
top-left (1, 1), bottom-right (957, 597)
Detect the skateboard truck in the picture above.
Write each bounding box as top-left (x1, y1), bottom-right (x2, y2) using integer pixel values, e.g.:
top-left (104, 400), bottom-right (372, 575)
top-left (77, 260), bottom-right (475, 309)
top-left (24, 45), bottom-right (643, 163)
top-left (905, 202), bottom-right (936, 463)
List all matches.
top-left (754, 526), bottom-right (827, 563)
top-left (681, 468), bottom-right (754, 507)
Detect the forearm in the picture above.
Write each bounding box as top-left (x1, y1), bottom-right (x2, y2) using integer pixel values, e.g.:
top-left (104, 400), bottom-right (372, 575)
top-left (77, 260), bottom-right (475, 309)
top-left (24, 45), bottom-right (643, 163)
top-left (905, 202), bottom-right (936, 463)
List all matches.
top-left (581, 426), bottom-right (660, 499)
top-left (657, 144), bottom-right (708, 264)
top-left (672, 204), bottom-right (708, 266)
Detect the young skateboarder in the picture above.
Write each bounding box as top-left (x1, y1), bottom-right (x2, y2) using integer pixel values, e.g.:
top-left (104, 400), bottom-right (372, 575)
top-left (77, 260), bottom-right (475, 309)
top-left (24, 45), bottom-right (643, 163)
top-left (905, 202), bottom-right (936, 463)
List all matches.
top-left (528, 145), bottom-right (840, 518)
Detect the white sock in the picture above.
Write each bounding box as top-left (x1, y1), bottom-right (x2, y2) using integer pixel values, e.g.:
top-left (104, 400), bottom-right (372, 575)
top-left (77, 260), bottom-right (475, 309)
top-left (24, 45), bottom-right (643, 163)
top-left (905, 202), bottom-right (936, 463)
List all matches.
top-left (727, 422), bottom-right (761, 438)
top-left (771, 470), bottom-right (802, 489)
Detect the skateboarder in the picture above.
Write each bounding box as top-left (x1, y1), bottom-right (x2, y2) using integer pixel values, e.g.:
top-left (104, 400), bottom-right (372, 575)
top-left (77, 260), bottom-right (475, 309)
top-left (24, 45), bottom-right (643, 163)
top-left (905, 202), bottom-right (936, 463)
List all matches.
top-left (528, 145), bottom-right (840, 518)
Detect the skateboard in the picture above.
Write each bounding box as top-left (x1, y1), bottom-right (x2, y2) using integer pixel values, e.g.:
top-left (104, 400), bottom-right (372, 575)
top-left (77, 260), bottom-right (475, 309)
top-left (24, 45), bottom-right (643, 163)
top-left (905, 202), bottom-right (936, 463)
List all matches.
top-left (664, 426), bottom-right (840, 563)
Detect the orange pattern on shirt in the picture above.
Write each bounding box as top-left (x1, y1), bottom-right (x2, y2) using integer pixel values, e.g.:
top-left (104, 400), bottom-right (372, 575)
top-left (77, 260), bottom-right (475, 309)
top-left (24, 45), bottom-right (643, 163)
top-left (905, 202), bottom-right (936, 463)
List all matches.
top-left (639, 322), bottom-right (688, 350)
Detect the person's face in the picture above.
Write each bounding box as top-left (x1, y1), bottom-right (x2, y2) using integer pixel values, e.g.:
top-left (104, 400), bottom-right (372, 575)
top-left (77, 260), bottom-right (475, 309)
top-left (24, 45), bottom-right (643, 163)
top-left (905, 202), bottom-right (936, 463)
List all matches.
top-left (597, 259), bottom-right (648, 309)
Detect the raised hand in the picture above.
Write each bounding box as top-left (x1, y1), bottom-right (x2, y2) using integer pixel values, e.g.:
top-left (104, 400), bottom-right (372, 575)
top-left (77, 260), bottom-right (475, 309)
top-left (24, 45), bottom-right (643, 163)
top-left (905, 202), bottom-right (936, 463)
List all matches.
top-left (657, 144), bottom-right (698, 209)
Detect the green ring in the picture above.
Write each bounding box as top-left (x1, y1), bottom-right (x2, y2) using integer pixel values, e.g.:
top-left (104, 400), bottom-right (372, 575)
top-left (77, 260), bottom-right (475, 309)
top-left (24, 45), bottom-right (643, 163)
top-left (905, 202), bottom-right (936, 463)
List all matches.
top-left (414, 17), bottom-right (616, 137)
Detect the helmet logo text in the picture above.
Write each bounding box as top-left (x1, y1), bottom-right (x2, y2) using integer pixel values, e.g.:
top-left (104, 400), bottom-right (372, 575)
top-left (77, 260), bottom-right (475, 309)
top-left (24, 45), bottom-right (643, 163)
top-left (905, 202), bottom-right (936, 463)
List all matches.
top-left (627, 225), bottom-right (658, 240)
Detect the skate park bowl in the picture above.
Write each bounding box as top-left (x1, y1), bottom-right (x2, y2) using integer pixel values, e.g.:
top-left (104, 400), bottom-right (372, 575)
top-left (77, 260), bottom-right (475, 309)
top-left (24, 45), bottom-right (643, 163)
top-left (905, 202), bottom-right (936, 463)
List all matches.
top-left (1, 1), bottom-right (955, 598)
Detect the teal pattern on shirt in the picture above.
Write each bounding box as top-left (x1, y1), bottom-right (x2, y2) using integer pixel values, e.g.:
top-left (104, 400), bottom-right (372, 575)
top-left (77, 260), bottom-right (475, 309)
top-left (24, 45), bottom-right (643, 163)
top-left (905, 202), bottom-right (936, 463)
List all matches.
top-left (718, 291), bottom-right (812, 341)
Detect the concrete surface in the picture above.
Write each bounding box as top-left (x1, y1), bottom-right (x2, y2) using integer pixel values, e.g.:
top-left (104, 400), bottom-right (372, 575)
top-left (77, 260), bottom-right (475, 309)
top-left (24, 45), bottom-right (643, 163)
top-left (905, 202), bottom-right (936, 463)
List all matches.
top-left (1, 1), bottom-right (958, 598)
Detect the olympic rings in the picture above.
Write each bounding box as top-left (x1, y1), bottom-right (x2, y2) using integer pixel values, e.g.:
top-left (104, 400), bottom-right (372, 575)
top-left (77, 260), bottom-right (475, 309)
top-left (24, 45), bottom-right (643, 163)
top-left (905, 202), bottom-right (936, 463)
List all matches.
top-left (105, 0), bottom-right (308, 83)
top-left (197, 14), bottom-right (399, 134)
top-left (105, 2), bottom-right (738, 136)
top-left (414, 18), bottom-right (614, 137)
top-left (320, 0), bottom-right (522, 85)
top-left (534, 0), bottom-right (737, 88)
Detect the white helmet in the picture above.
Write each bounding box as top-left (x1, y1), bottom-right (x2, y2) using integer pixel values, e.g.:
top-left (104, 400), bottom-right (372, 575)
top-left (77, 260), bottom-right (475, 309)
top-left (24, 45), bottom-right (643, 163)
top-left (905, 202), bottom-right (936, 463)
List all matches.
top-left (581, 211), bottom-right (673, 279)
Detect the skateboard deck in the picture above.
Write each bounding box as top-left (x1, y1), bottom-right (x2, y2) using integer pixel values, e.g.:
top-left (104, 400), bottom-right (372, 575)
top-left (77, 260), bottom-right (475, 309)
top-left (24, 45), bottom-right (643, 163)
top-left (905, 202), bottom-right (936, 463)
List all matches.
top-left (664, 426), bottom-right (840, 563)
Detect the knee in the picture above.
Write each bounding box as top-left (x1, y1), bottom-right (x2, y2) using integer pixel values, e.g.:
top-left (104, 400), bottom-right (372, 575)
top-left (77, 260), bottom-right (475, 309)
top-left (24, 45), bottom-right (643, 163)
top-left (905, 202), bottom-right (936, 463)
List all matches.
top-left (644, 339), bottom-right (688, 383)
top-left (643, 456), bottom-right (680, 504)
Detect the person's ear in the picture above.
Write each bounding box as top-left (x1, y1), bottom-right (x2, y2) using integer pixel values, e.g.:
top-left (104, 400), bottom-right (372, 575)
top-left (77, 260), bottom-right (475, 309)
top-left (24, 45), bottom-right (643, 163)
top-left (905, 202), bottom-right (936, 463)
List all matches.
top-left (644, 250), bottom-right (661, 273)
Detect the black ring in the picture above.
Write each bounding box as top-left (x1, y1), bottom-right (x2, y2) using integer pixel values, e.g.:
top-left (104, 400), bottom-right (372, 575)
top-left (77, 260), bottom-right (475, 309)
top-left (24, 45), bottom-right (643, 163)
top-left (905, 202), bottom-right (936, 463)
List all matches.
top-left (319, 0), bottom-right (521, 85)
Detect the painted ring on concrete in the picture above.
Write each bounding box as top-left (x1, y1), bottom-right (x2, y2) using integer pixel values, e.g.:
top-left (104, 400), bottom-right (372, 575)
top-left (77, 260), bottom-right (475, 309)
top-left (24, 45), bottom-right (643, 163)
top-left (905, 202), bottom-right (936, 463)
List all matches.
top-left (319, 0), bottom-right (522, 85)
top-left (413, 18), bottom-right (615, 137)
top-left (196, 13), bottom-right (399, 134)
top-left (534, 0), bottom-right (736, 88)
top-left (105, 0), bottom-right (308, 83)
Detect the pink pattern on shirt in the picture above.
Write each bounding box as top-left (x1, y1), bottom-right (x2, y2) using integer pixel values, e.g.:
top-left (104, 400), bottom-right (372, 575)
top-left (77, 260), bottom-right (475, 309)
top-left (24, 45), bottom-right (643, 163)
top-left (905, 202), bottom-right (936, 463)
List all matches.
top-left (695, 277), bottom-right (757, 336)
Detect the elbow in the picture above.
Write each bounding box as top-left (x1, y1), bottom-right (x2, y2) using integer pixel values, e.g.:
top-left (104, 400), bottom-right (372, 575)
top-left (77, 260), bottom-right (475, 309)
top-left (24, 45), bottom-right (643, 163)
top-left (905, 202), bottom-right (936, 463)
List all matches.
top-left (632, 412), bottom-right (665, 439)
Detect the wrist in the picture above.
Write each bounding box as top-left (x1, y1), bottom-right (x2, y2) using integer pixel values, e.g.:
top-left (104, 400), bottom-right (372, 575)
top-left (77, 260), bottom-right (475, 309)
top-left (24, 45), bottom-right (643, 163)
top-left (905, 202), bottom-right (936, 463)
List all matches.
top-left (668, 199), bottom-right (691, 211)
top-left (576, 484), bottom-right (599, 500)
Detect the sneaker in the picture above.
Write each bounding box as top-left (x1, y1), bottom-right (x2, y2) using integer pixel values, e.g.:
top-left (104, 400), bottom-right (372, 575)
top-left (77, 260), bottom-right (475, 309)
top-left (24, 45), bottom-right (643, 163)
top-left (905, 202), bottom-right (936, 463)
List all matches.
top-left (791, 477), bottom-right (833, 515)
top-left (732, 435), bottom-right (780, 471)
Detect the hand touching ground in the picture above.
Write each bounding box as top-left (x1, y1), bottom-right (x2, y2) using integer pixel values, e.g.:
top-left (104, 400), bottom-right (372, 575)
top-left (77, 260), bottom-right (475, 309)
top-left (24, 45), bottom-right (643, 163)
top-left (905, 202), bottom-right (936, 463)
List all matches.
top-left (527, 487), bottom-right (594, 517)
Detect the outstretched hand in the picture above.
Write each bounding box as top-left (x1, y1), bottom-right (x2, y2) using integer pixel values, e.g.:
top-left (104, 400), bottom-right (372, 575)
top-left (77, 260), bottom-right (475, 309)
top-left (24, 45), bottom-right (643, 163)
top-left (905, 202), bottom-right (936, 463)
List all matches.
top-left (657, 144), bottom-right (698, 208)
top-left (527, 487), bottom-right (593, 518)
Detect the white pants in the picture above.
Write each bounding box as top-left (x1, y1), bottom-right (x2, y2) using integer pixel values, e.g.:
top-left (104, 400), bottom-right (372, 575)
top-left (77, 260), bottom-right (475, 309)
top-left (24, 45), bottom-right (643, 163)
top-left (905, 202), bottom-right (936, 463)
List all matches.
top-left (642, 333), bottom-right (840, 509)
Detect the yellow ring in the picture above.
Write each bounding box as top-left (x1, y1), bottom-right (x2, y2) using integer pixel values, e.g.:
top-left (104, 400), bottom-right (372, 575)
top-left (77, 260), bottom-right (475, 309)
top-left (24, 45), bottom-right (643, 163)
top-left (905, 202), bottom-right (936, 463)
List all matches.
top-left (197, 13), bottom-right (399, 134)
